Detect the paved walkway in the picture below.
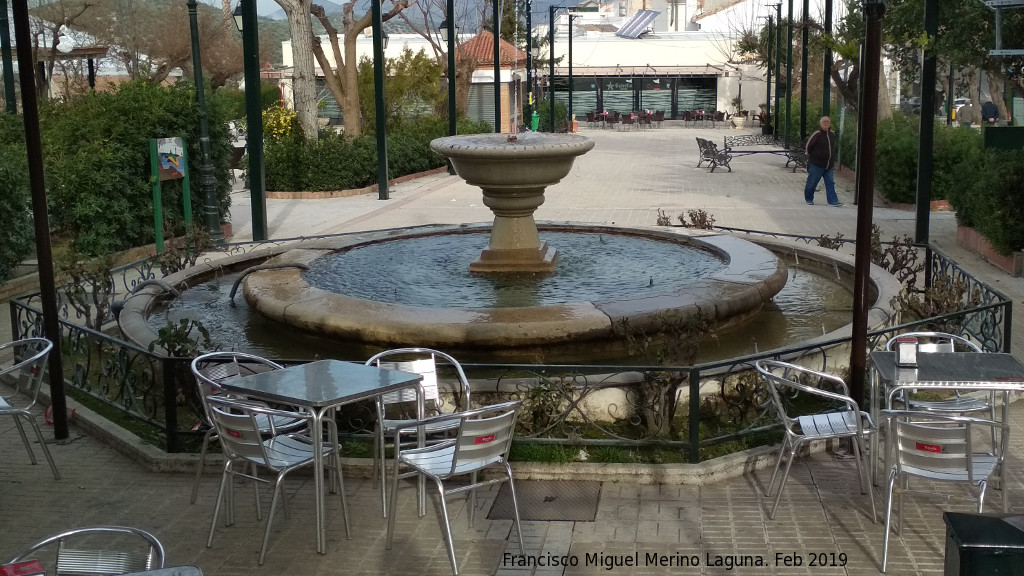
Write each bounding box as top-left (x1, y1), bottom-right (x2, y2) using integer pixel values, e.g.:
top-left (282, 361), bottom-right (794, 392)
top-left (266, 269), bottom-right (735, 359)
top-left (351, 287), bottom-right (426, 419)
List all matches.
top-left (3, 124), bottom-right (1024, 575)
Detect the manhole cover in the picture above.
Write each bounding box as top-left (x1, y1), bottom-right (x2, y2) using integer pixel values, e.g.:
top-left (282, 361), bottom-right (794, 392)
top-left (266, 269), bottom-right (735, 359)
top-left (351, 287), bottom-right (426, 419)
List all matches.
top-left (488, 480), bottom-right (601, 521)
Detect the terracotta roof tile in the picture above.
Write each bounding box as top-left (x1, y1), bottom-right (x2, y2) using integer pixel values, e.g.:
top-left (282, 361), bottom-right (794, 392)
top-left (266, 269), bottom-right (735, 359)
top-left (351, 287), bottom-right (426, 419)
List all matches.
top-left (458, 30), bottom-right (527, 67)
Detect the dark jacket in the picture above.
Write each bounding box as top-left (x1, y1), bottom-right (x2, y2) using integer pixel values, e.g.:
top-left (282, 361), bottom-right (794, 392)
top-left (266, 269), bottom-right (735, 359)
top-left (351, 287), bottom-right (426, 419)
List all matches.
top-left (981, 101), bottom-right (999, 123)
top-left (805, 129), bottom-right (837, 170)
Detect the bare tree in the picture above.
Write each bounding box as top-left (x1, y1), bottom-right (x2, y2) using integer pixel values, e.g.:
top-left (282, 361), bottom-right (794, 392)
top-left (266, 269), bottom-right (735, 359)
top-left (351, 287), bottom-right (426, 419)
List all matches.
top-left (309, 0), bottom-right (412, 138)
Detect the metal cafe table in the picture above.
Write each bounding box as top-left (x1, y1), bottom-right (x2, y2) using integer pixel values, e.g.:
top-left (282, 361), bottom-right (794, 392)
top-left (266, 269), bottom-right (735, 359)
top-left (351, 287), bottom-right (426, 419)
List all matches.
top-left (219, 359), bottom-right (422, 554)
top-left (869, 351), bottom-right (1024, 496)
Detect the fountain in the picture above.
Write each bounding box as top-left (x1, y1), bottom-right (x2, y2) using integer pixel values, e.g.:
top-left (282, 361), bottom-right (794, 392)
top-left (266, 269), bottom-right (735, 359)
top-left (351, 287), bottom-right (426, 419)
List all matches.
top-left (117, 133), bottom-right (899, 364)
top-left (430, 132), bottom-right (595, 272)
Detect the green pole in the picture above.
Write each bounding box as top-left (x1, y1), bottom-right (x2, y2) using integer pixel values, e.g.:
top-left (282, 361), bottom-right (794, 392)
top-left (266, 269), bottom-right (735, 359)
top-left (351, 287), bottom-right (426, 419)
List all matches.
top-left (493, 0), bottom-right (501, 132)
top-left (785, 0), bottom-right (793, 148)
top-left (446, 3), bottom-right (457, 174)
top-left (241, 0), bottom-right (267, 240)
top-left (150, 139), bottom-right (164, 253)
top-left (549, 5), bottom-right (555, 132)
top-left (371, 0), bottom-right (389, 199)
top-left (774, 3), bottom-right (782, 139)
top-left (0, 0), bottom-right (15, 113)
top-left (800, 0), bottom-right (808, 141)
top-left (822, 0), bottom-right (832, 116)
top-left (915, 0), bottom-right (938, 244)
top-left (187, 0), bottom-right (225, 245)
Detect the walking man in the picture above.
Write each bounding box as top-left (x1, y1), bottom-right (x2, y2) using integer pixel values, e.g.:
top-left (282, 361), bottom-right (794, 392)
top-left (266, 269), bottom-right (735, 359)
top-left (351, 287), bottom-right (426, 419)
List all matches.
top-left (804, 116), bottom-right (841, 206)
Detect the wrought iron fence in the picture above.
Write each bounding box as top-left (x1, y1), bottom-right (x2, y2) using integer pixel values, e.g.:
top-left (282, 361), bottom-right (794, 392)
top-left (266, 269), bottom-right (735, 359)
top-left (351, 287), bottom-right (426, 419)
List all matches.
top-left (9, 236), bottom-right (1011, 460)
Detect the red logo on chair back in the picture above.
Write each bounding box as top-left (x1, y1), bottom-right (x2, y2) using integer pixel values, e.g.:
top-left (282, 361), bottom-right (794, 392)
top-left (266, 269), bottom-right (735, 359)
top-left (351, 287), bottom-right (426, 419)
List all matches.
top-left (915, 442), bottom-right (942, 453)
top-left (227, 429), bottom-right (243, 439)
top-left (474, 434), bottom-right (495, 445)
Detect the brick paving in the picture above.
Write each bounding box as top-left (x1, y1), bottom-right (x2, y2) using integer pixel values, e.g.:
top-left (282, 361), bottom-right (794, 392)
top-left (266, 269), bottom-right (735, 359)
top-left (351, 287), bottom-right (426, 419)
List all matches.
top-left (4, 124), bottom-right (1024, 575)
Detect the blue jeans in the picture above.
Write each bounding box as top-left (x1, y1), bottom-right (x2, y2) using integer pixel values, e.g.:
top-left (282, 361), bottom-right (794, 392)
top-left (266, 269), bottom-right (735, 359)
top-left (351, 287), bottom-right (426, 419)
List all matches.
top-left (804, 163), bottom-right (839, 205)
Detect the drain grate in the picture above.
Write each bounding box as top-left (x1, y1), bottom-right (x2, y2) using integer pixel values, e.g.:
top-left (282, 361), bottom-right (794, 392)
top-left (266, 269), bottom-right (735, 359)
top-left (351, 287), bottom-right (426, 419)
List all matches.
top-left (488, 480), bottom-right (601, 521)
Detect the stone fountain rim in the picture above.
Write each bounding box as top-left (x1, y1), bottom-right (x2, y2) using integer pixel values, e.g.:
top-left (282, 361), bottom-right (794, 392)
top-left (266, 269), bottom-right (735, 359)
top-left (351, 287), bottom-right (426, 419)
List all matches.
top-left (430, 133), bottom-right (596, 159)
top-left (117, 224), bottom-right (901, 358)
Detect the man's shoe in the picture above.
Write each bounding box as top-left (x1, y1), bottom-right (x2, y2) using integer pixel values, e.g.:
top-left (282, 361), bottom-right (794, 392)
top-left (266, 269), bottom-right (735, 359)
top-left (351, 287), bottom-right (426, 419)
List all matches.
top-left (828, 202), bottom-right (843, 207)
top-left (806, 201), bottom-right (814, 205)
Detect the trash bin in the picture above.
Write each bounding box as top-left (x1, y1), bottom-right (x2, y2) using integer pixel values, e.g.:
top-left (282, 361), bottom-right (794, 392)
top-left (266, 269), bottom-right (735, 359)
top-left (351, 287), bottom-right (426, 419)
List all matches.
top-left (944, 512), bottom-right (1024, 575)
top-left (531, 111), bottom-right (539, 131)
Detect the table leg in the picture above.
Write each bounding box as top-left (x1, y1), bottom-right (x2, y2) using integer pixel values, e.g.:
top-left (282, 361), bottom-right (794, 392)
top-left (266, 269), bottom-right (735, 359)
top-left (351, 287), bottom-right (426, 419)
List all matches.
top-left (870, 370), bottom-right (879, 486)
top-left (312, 409), bottom-right (326, 554)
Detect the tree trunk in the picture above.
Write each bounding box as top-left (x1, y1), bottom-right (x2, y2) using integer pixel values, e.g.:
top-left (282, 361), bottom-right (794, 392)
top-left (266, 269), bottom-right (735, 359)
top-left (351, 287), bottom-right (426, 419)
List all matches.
top-left (877, 64), bottom-right (892, 121)
top-left (340, 31), bottom-right (362, 136)
top-left (278, 0), bottom-right (319, 140)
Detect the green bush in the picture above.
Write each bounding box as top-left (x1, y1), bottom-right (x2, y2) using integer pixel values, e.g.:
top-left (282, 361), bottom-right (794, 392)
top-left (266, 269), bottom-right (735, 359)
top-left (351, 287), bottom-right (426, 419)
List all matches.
top-left (215, 84), bottom-right (283, 120)
top-left (932, 124), bottom-right (983, 204)
top-left (31, 81), bottom-right (232, 255)
top-left (0, 115), bottom-right (33, 281)
top-left (264, 116), bottom-right (491, 192)
top-left (874, 113), bottom-right (920, 203)
top-left (948, 148), bottom-right (1024, 254)
top-left (526, 100), bottom-right (568, 132)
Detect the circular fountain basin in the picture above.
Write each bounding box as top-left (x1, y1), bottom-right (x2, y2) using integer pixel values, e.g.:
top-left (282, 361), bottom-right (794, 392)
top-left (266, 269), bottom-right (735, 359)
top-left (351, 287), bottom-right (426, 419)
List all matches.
top-left (235, 224), bottom-right (786, 359)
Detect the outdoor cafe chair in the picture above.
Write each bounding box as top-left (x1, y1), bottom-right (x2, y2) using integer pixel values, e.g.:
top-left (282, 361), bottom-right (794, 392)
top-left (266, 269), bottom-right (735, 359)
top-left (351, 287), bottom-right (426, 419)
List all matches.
top-left (756, 360), bottom-right (877, 521)
top-left (4, 526), bottom-right (165, 576)
top-left (0, 337), bottom-right (59, 480)
top-left (203, 395), bottom-right (347, 565)
top-left (364, 348), bottom-right (472, 518)
top-left (385, 400), bottom-right (524, 576)
top-left (189, 352), bottom-right (306, 504)
top-left (879, 410), bottom-right (1007, 572)
top-left (620, 114), bottom-right (634, 131)
top-left (605, 111), bottom-right (620, 130)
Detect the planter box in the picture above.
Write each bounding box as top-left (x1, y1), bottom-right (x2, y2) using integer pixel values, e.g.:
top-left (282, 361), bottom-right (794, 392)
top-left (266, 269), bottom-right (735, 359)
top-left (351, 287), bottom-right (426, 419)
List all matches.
top-left (956, 226), bottom-right (1024, 277)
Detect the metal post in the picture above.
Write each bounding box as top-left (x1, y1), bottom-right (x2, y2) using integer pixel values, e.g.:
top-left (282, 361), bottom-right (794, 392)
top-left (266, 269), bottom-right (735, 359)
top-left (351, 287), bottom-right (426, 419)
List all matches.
top-left (823, 0), bottom-right (832, 115)
top-left (444, 1), bottom-right (456, 172)
top-left (800, 0), bottom-right (808, 140)
top-left (493, 0), bottom-right (501, 132)
top-left (850, 0), bottom-right (886, 407)
top-left (947, 62), bottom-right (953, 126)
top-left (0, 0), bottom-right (16, 113)
top-left (774, 3), bottom-right (782, 139)
top-left (240, 0), bottom-right (266, 240)
top-left (766, 15), bottom-right (773, 125)
top-left (785, 0), bottom-right (793, 147)
top-left (915, 0), bottom-right (938, 244)
top-left (371, 0), bottom-right (388, 198)
top-left (526, 0), bottom-right (533, 110)
top-left (87, 58), bottom-right (95, 89)
top-left (11, 0), bottom-right (68, 441)
top-left (549, 5), bottom-right (555, 132)
top-left (187, 0), bottom-right (225, 245)
top-left (568, 13), bottom-right (574, 128)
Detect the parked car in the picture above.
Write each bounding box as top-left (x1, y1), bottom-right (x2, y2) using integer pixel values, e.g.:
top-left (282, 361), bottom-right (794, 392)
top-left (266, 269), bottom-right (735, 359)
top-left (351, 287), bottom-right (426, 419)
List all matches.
top-left (952, 98), bottom-right (968, 120)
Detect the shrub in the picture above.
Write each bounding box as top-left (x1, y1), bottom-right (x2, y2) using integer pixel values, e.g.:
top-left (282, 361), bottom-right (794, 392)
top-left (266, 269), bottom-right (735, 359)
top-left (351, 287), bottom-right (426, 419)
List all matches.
top-left (962, 148), bottom-right (1024, 254)
top-left (33, 80), bottom-right (232, 255)
top-left (527, 100), bottom-right (568, 133)
top-left (874, 113), bottom-right (919, 203)
top-left (214, 84), bottom-right (282, 120)
top-left (0, 116), bottom-right (33, 281)
top-left (932, 124), bottom-right (982, 203)
top-left (263, 116), bottom-right (491, 192)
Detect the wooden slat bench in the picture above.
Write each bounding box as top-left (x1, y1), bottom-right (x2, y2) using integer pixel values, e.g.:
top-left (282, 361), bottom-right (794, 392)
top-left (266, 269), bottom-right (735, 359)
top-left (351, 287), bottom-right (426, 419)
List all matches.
top-left (696, 137), bottom-right (732, 172)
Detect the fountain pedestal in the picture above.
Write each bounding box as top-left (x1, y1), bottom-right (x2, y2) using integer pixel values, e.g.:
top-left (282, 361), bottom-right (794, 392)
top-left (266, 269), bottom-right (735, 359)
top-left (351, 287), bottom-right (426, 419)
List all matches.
top-left (430, 133), bottom-right (595, 273)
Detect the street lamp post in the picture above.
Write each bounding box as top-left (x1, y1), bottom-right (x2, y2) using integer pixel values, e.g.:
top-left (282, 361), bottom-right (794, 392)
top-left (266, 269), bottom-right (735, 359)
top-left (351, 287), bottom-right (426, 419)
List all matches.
top-left (186, 0), bottom-right (225, 245)
top-left (774, 2), bottom-right (782, 139)
top-left (785, 0), bottom-right (793, 147)
top-left (233, 0), bottom-right (266, 240)
top-left (371, 0), bottom-right (388, 199)
top-left (549, 5), bottom-right (555, 132)
top-left (440, 17), bottom-right (457, 173)
top-left (763, 13), bottom-right (774, 127)
top-left (800, 0), bottom-right (809, 140)
top-left (0, 0), bottom-right (15, 113)
top-left (493, 0), bottom-right (501, 132)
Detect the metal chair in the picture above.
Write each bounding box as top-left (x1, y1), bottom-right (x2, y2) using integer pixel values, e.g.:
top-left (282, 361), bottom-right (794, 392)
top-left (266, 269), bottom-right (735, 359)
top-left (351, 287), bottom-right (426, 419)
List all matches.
top-left (883, 331), bottom-right (995, 418)
top-left (204, 395), bottom-right (348, 565)
top-left (755, 359), bottom-right (877, 521)
top-left (364, 348), bottom-right (471, 518)
top-left (189, 352), bottom-right (306, 504)
top-left (879, 410), bottom-right (1007, 572)
top-left (4, 526), bottom-right (165, 575)
top-left (0, 337), bottom-right (58, 480)
top-left (385, 401), bottom-right (524, 576)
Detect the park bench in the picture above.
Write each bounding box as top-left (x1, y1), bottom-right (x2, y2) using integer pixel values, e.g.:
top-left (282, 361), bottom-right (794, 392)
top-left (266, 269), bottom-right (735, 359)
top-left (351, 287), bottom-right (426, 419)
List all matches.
top-left (696, 137), bottom-right (732, 172)
top-left (722, 134), bottom-right (807, 172)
